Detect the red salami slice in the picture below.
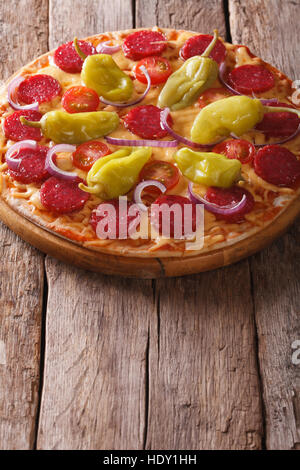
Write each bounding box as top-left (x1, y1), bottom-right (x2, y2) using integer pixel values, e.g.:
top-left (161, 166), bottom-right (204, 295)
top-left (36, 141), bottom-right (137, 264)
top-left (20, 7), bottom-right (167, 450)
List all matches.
top-left (255, 102), bottom-right (300, 138)
top-left (205, 186), bottom-right (254, 223)
top-left (228, 64), bottom-right (275, 94)
top-left (4, 110), bottom-right (42, 142)
top-left (180, 34), bottom-right (226, 64)
top-left (40, 176), bottom-right (89, 214)
top-left (8, 145), bottom-right (49, 183)
top-left (90, 199), bottom-right (138, 238)
top-left (54, 40), bottom-right (96, 73)
top-left (254, 145), bottom-right (300, 187)
top-left (122, 30), bottom-right (167, 61)
top-left (123, 105), bottom-right (172, 139)
top-left (152, 194), bottom-right (197, 238)
top-left (17, 74), bottom-right (61, 104)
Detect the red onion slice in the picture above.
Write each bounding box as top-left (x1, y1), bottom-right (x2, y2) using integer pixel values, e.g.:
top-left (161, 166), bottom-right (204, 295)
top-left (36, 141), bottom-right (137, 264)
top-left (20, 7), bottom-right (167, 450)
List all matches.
top-left (134, 180), bottom-right (166, 211)
top-left (6, 140), bottom-right (37, 170)
top-left (188, 182), bottom-right (247, 216)
top-left (219, 62), bottom-right (241, 96)
top-left (45, 144), bottom-right (78, 181)
top-left (160, 108), bottom-right (225, 149)
top-left (100, 65), bottom-right (151, 108)
top-left (105, 136), bottom-right (178, 147)
top-left (231, 123), bottom-right (300, 147)
top-left (7, 76), bottom-right (39, 111)
top-left (96, 41), bottom-right (121, 54)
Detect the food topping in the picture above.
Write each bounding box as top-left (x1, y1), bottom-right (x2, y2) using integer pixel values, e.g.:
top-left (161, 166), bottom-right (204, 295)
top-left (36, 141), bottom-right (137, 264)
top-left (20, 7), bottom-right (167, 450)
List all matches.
top-left (135, 56), bottom-right (172, 84)
top-left (40, 176), bottom-right (90, 214)
top-left (54, 40), bottom-right (96, 73)
top-left (62, 86), bottom-right (100, 113)
top-left (204, 186), bottom-right (255, 222)
top-left (122, 30), bottom-right (167, 61)
top-left (4, 110), bottom-right (43, 141)
top-left (174, 147), bottom-right (241, 188)
top-left (212, 139), bottom-right (256, 165)
top-left (72, 141), bottom-right (111, 171)
top-left (124, 105), bottom-right (172, 140)
top-left (227, 64), bottom-right (275, 94)
top-left (180, 33), bottom-right (226, 63)
top-left (7, 145), bottom-right (49, 183)
top-left (158, 30), bottom-right (220, 110)
top-left (17, 74), bottom-right (61, 104)
top-left (254, 145), bottom-right (300, 187)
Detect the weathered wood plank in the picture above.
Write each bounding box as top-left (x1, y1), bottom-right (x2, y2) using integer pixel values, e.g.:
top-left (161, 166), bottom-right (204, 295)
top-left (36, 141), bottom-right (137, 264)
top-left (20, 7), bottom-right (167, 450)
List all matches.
top-left (37, 0), bottom-right (154, 450)
top-left (136, 0), bottom-right (226, 35)
top-left (229, 0), bottom-right (300, 450)
top-left (136, 0), bottom-right (263, 450)
top-left (0, 0), bottom-right (47, 450)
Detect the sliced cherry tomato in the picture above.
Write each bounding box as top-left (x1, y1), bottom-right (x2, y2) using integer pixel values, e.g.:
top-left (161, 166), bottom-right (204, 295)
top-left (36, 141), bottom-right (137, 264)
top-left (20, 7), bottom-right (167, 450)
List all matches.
top-left (135, 56), bottom-right (172, 85)
top-left (213, 139), bottom-right (256, 165)
top-left (139, 160), bottom-right (180, 194)
top-left (62, 86), bottom-right (100, 113)
top-left (198, 87), bottom-right (232, 108)
top-left (72, 141), bottom-right (111, 171)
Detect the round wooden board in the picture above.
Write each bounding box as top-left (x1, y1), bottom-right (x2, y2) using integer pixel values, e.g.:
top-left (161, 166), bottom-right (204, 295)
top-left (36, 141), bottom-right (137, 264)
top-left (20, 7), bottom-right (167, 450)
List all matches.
top-left (0, 28), bottom-right (299, 278)
top-left (0, 196), bottom-right (299, 278)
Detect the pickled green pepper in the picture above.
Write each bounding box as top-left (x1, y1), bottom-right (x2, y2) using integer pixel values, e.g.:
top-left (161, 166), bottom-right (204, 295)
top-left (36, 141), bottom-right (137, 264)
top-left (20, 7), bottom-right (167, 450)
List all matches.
top-left (158, 29), bottom-right (220, 110)
top-left (79, 147), bottom-right (152, 198)
top-left (20, 110), bottom-right (119, 144)
top-left (74, 38), bottom-right (133, 102)
top-left (174, 147), bottom-right (242, 188)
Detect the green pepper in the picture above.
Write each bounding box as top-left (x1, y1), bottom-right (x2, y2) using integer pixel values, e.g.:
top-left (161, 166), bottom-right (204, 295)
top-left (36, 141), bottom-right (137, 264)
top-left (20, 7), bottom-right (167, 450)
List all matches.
top-left (174, 147), bottom-right (241, 188)
top-left (74, 38), bottom-right (133, 102)
top-left (157, 30), bottom-right (220, 110)
top-left (20, 110), bottom-right (119, 144)
top-left (79, 147), bottom-right (152, 198)
top-left (191, 95), bottom-right (264, 144)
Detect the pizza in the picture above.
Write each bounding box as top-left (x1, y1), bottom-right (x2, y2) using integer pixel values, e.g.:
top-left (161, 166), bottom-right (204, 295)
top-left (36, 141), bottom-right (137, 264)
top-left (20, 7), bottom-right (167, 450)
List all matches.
top-left (0, 27), bottom-right (300, 264)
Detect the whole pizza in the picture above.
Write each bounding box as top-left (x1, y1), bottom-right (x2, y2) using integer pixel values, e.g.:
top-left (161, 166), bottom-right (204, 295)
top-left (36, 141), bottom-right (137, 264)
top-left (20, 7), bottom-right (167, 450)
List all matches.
top-left (0, 27), bottom-right (299, 273)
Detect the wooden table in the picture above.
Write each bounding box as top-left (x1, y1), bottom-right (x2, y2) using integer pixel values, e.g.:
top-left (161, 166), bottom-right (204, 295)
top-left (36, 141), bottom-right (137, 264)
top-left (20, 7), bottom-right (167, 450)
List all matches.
top-left (0, 0), bottom-right (299, 450)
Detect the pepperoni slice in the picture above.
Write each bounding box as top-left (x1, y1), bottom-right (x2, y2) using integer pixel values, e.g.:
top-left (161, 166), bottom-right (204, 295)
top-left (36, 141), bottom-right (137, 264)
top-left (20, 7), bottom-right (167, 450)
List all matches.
top-left (4, 110), bottom-right (42, 142)
top-left (122, 30), bottom-right (167, 61)
top-left (205, 186), bottom-right (254, 223)
top-left (54, 40), bottom-right (96, 73)
top-left (40, 177), bottom-right (89, 214)
top-left (255, 102), bottom-right (300, 138)
top-left (123, 105), bottom-right (172, 139)
top-left (254, 145), bottom-right (300, 187)
top-left (90, 199), bottom-right (138, 238)
top-left (180, 34), bottom-right (226, 64)
top-left (228, 64), bottom-right (275, 94)
top-left (8, 145), bottom-right (49, 183)
top-left (152, 194), bottom-right (197, 237)
top-left (17, 74), bottom-right (61, 104)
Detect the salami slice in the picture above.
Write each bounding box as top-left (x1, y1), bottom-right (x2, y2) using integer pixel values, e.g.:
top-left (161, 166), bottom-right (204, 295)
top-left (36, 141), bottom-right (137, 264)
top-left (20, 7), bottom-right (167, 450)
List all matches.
top-left (180, 34), bottom-right (226, 64)
top-left (40, 176), bottom-right (89, 214)
top-left (254, 145), bottom-right (300, 187)
top-left (90, 199), bottom-right (138, 238)
top-left (123, 105), bottom-right (172, 139)
top-left (228, 64), bottom-right (275, 94)
top-left (122, 30), bottom-right (167, 61)
top-left (4, 110), bottom-right (42, 142)
top-left (255, 102), bottom-right (300, 137)
top-left (205, 186), bottom-right (254, 223)
top-left (152, 194), bottom-right (197, 237)
top-left (54, 40), bottom-right (96, 73)
top-left (8, 146), bottom-right (49, 183)
top-left (17, 74), bottom-right (61, 104)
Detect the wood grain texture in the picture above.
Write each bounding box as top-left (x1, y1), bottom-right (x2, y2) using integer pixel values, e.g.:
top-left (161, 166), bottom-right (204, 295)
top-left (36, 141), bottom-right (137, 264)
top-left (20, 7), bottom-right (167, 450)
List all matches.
top-left (136, 0), bottom-right (226, 35)
top-left (0, 0), bottom-right (46, 450)
top-left (147, 265), bottom-right (263, 449)
top-left (37, 258), bottom-right (153, 449)
top-left (49, 0), bottom-right (134, 48)
top-left (136, 0), bottom-right (263, 449)
top-left (37, 0), bottom-right (155, 450)
top-left (229, 0), bottom-right (300, 450)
